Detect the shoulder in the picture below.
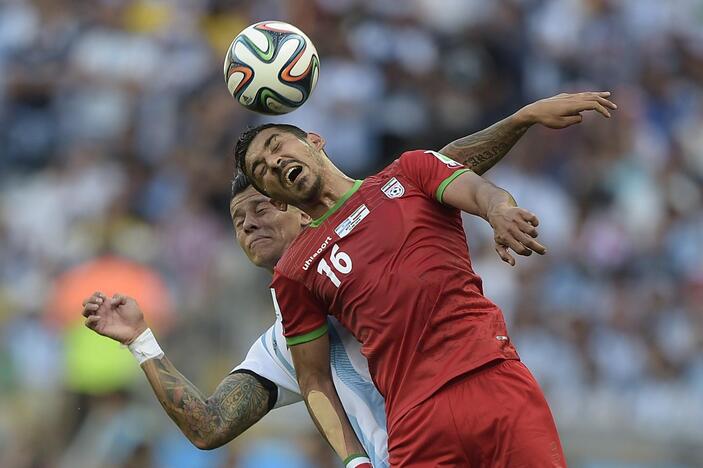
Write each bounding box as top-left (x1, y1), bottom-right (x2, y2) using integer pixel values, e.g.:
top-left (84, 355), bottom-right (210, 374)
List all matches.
top-left (399, 149), bottom-right (463, 170)
top-left (367, 150), bottom-right (454, 182)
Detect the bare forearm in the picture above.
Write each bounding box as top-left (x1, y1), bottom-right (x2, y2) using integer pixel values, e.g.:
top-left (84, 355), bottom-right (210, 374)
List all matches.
top-left (141, 356), bottom-right (270, 450)
top-left (439, 113), bottom-right (531, 175)
top-left (299, 375), bottom-right (367, 461)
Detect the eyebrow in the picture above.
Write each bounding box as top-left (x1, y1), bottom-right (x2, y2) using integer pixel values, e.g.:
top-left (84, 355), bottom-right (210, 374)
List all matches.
top-left (264, 133), bottom-right (278, 151)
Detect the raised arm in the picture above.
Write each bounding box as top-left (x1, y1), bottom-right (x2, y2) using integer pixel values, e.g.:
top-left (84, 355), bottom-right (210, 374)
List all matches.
top-left (290, 333), bottom-right (371, 467)
top-left (439, 91), bottom-right (617, 175)
top-left (441, 171), bottom-right (546, 266)
top-left (82, 292), bottom-right (272, 450)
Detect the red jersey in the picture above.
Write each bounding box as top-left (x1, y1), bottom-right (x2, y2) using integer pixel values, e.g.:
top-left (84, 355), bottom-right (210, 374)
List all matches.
top-left (271, 150), bottom-right (519, 431)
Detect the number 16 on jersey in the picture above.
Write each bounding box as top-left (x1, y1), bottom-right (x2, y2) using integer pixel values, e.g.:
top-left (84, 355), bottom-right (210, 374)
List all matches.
top-left (317, 244), bottom-right (352, 287)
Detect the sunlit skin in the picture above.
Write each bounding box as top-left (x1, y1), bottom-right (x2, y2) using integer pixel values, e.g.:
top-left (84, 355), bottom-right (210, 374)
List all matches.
top-left (243, 128), bottom-right (355, 220)
top-left (229, 185), bottom-right (310, 272)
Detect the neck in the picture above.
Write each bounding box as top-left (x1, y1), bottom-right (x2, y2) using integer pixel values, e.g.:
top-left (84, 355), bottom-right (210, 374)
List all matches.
top-left (300, 166), bottom-right (355, 220)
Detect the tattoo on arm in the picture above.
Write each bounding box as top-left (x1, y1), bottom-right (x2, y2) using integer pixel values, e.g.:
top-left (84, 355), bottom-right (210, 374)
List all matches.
top-left (141, 356), bottom-right (271, 449)
top-left (439, 116), bottom-right (530, 175)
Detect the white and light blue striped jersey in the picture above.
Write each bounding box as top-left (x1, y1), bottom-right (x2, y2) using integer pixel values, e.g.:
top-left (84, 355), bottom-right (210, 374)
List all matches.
top-left (232, 292), bottom-right (389, 467)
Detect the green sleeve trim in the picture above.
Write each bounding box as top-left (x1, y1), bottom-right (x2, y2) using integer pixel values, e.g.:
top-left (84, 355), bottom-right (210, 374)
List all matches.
top-left (285, 323), bottom-right (329, 346)
top-left (310, 180), bottom-right (363, 228)
top-left (435, 169), bottom-right (471, 203)
top-left (343, 454), bottom-right (369, 465)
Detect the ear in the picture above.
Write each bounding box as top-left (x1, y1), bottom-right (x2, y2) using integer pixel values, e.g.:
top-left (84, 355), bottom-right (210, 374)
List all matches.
top-left (299, 211), bottom-right (312, 227)
top-left (270, 199), bottom-right (288, 212)
top-left (306, 132), bottom-right (325, 151)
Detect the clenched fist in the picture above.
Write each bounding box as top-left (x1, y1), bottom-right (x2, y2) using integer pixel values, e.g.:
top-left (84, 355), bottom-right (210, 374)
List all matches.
top-left (82, 292), bottom-right (148, 345)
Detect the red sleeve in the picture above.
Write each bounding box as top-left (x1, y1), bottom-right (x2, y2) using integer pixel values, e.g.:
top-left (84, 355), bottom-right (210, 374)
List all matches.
top-left (270, 271), bottom-right (328, 346)
top-left (398, 150), bottom-right (472, 203)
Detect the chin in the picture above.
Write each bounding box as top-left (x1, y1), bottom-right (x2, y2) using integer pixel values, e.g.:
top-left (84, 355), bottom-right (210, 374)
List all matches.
top-left (251, 252), bottom-right (276, 270)
top-left (299, 175), bottom-right (322, 204)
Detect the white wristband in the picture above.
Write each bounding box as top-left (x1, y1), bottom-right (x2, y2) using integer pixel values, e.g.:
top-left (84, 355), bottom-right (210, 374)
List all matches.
top-left (128, 328), bottom-right (164, 364)
top-left (345, 455), bottom-right (372, 468)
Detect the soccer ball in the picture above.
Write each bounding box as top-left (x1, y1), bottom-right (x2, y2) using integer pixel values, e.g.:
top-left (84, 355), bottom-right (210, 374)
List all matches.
top-left (224, 21), bottom-right (320, 115)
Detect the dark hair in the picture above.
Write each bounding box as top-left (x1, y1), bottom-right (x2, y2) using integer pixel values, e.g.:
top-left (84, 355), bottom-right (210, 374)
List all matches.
top-left (230, 171), bottom-right (251, 200)
top-left (234, 123), bottom-right (308, 193)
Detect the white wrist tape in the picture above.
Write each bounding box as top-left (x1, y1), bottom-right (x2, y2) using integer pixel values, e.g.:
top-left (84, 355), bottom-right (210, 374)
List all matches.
top-left (345, 455), bottom-right (372, 468)
top-left (128, 328), bottom-right (164, 364)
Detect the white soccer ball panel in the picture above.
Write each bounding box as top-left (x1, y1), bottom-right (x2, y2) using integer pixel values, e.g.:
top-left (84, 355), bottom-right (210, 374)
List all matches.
top-left (289, 39), bottom-right (318, 77)
top-left (311, 63), bottom-right (319, 90)
top-left (238, 24), bottom-right (271, 53)
top-left (226, 70), bottom-right (246, 96)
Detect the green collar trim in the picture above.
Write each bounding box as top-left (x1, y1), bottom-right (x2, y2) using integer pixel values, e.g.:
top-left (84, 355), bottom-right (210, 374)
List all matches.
top-left (309, 180), bottom-right (363, 228)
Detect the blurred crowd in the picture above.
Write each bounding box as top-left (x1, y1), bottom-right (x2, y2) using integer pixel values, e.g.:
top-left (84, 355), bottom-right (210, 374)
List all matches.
top-left (1, 0), bottom-right (702, 466)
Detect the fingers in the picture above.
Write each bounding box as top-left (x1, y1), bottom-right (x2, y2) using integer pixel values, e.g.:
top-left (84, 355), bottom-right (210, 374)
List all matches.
top-left (578, 100), bottom-right (611, 118)
top-left (495, 209), bottom-right (547, 258)
top-left (497, 230), bottom-right (533, 257)
top-left (574, 92), bottom-right (617, 116)
top-left (508, 237), bottom-right (534, 256)
top-left (516, 218), bottom-right (539, 238)
top-left (82, 291), bottom-right (106, 307)
top-left (509, 213), bottom-right (547, 255)
top-left (84, 315), bottom-right (101, 329)
top-left (82, 303), bottom-right (100, 317)
top-left (495, 244), bottom-right (516, 266)
top-left (556, 91), bottom-right (618, 114)
top-left (514, 229), bottom-right (547, 255)
top-left (111, 294), bottom-right (127, 306)
top-left (519, 210), bottom-right (539, 227)
top-left (560, 115), bottom-right (583, 126)
top-left (82, 291), bottom-right (107, 317)
top-left (592, 95), bottom-right (617, 110)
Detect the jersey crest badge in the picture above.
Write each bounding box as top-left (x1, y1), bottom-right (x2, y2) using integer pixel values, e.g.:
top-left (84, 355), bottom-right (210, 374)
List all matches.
top-left (335, 204), bottom-right (369, 238)
top-left (425, 150), bottom-right (462, 168)
top-left (381, 177), bottom-right (405, 199)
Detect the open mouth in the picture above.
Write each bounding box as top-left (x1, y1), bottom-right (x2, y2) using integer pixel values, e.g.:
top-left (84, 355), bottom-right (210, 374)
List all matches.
top-left (285, 165), bottom-right (303, 185)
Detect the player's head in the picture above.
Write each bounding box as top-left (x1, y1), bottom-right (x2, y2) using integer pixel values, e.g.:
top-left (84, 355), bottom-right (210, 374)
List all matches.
top-left (230, 171), bottom-right (310, 270)
top-left (234, 123), bottom-right (328, 207)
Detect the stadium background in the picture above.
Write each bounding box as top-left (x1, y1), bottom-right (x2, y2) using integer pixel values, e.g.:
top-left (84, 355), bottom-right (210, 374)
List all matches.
top-left (1, 0), bottom-right (703, 466)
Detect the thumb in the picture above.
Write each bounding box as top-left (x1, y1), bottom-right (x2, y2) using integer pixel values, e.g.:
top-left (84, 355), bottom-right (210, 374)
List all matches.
top-left (555, 114), bottom-right (583, 128)
top-left (495, 243), bottom-right (516, 266)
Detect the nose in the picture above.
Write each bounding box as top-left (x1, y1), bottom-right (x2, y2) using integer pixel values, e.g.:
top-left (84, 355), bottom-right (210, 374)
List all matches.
top-left (242, 212), bottom-right (259, 233)
top-left (269, 157), bottom-right (283, 171)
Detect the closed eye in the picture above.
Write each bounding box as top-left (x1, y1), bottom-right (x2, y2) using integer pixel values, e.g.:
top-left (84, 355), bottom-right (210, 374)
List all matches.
top-left (258, 164), bottom-right (268, 178)
top-left (256, 201), bottom-right (271, 215)
top-left (251, 159), bottom-right (266, 179)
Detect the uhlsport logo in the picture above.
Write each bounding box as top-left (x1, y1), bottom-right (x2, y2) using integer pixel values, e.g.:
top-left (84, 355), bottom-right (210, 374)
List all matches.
top-left (426, 150), bottom-right (462, 168)
top-left (303, 236), bottom-right (333, 271)
top-left (381, 177), bottom-right (405, 199)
